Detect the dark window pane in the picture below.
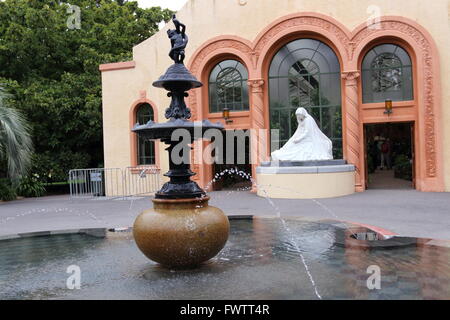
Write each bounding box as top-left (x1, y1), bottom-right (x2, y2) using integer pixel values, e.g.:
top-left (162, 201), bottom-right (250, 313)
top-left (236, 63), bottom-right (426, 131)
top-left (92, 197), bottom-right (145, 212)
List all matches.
top-left (136, 103), bottom-right (153, 125)
top-left (209, 83), bottom-right (218, 113)
top-left (320, 107), bottom-right (332, 137)
top-left (242, 81), bottom-right (249, 109)
top-left (307, 107), bottom-right (321, 126)
top-left (209, 60), bottom-right (249, 112)
top-left (136, 103), bottom-right (155, 165)
top-left (362, 44), bottom-right (413, 103)
top-left (402, 66), bottom-right (413, 101)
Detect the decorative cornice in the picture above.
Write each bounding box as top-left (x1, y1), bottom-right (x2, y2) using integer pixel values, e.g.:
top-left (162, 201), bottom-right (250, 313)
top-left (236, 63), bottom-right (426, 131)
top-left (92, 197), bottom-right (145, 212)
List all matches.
top-left (99, 61), bottom-right (135, 72)
top-left (190, 39), bottom-right (252, 76)
top-left (341, 71), bottom-right (360, 86)
top-left (253, 15), bottom-right (351, 62)
top-left (247, 79), bottom-right (265, 93)
top-left (341, 71), bottom-right (360, 80)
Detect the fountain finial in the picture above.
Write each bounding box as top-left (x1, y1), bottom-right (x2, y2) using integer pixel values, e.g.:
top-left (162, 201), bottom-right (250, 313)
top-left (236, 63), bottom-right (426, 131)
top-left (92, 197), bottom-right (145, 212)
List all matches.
top-left (152, 15), bottom-right (201, 118)
top-left (167, 15), bottom-right (188, 64)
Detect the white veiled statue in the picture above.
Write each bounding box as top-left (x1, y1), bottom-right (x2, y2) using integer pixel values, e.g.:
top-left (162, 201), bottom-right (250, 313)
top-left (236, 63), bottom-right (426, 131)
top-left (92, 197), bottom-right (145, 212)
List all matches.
top-left (271, 107), bottom-right (333, 161)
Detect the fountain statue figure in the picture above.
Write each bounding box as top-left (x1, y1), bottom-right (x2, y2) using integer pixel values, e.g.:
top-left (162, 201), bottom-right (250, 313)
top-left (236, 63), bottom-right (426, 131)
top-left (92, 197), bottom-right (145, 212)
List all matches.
top-left (167, 15), bottom-right (188, 64)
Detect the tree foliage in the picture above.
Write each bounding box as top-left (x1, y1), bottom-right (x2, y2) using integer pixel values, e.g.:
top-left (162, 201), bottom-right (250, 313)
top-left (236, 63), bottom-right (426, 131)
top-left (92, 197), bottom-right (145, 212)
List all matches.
top-left (0, 0), bottom-right (172, 181)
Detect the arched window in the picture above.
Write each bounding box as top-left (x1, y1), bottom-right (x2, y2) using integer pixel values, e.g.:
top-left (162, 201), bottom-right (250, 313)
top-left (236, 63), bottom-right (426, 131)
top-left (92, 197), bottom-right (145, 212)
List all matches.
top-left (209, 59), bottom-right (249, 113)
top-left (136, 103), bottom-right (155, 165)
top-left (269, 39), bottom-right (342, 158)
top-left (362, 44), bottom-right (413, 103)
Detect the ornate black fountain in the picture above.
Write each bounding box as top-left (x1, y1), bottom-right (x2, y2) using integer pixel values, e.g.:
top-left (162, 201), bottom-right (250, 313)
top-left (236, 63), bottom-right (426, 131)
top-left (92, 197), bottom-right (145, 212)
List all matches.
top-left (132, 15), bottom-right (223, 200)
top-left (132, 15), bottom-right (229, 269)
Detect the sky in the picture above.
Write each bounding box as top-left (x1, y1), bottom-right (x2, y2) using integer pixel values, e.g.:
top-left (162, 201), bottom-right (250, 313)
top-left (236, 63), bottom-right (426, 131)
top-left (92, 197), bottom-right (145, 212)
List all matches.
top-left (137, 0), bottom-right (188, 11)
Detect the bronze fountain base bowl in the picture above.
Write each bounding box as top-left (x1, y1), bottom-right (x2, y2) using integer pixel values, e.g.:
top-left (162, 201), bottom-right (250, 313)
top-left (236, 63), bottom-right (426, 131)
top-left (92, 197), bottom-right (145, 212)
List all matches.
top-left (133, 196), bottom-right (230, 269)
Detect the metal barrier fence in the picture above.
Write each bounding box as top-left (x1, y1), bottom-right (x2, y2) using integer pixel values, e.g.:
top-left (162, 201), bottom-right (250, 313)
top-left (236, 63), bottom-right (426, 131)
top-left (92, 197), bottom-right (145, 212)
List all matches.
top-left (123, 166), bottom-right (161, 197)
top-left (69, 167), bottom-right (160, 199)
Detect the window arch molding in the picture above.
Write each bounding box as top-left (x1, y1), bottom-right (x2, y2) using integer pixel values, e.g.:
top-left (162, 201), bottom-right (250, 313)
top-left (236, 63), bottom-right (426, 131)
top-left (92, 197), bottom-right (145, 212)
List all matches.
top-left (129, 96), bottom-right (159, 168)
top-left (200, 52), bottom-right (252, 116)
top-left (187, 37), bottom-right (254, 119)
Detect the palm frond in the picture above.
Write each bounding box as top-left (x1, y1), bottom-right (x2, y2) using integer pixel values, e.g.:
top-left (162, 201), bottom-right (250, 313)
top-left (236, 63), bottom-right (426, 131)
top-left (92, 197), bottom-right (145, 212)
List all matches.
top-left (0, 86), bottom-right (33, 180)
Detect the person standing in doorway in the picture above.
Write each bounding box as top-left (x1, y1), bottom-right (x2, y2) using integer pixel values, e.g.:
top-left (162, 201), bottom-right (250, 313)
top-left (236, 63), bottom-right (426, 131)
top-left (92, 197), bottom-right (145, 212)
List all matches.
top-left (376, 136), bottom-right (384, 170)
top-left (385, 138), bottom-right (392, 169)
top-left (380, 138), bottom-right (390, 170)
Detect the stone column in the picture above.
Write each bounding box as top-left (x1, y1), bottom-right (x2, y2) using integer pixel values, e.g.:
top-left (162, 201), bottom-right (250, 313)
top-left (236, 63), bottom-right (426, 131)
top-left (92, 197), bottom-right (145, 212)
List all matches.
top-left (341, 71), bottom-right (363, 191)
top-left (247, 79), bottom-right (266, 192)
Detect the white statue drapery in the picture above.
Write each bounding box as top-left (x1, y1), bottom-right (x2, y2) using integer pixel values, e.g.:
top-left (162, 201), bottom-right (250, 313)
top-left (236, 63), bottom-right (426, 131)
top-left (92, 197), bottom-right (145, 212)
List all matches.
top-left (271, 107), bottom-right (333, 161)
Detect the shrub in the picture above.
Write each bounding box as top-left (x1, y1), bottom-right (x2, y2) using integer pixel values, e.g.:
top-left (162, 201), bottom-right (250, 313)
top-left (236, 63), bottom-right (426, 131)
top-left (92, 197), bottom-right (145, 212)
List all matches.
top-left (16, 174), bottom-right (46, 198)
top-left (0, 178), bottom-right (17, 201)
top-left (394, 154), bottom-right (412, 181)
top-left (30, 152), bottom-right (90, 184)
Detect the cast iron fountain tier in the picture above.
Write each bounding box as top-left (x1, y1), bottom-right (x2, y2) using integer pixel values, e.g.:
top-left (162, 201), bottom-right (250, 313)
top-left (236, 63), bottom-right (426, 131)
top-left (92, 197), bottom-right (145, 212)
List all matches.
top-left (131, 15), bottom-right (229, 269)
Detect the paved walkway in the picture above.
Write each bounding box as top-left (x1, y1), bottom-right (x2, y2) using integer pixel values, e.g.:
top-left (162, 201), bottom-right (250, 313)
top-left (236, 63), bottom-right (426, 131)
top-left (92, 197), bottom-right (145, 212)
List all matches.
top-left (0, 190), bottom-right (449, 240)
top-left (368, 169), bottom-right (413, 189)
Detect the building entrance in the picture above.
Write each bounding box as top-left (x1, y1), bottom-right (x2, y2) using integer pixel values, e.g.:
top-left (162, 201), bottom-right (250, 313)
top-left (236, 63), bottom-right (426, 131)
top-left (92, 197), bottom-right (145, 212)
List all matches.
top-left (364, 122), bottom-right (415, 189)
top-left (212, 130), bottom-right (252, 191)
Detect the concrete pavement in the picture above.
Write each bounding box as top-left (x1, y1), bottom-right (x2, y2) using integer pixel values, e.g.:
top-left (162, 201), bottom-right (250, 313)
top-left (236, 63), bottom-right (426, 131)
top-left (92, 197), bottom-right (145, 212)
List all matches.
top-left (0, 189), bottom-right (449, 240)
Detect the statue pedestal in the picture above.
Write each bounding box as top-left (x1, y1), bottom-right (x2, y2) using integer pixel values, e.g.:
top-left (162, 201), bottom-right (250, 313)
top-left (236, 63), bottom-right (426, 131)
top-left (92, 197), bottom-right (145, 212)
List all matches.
top-left (256, 160), bottom-right (355, 199)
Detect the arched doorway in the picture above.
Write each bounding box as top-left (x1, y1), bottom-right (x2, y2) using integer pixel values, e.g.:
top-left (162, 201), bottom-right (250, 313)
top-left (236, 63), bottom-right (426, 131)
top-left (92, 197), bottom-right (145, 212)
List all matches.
top-left (207, 59), bottom-right (252, 190)
top-left (268, 39), bottom-right (342, 158)
top-left (360, 43), bottom-right (415, 189)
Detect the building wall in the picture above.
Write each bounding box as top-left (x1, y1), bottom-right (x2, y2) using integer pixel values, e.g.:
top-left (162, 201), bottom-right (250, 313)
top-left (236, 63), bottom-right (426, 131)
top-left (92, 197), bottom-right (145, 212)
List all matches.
top-left (101, 0), bottom-right (450, 192)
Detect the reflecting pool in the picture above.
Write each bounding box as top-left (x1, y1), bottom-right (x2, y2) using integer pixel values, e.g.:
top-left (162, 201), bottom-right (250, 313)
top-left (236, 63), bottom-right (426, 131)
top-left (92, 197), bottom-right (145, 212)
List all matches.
top-left (0, 218), bottom-right (449, 300)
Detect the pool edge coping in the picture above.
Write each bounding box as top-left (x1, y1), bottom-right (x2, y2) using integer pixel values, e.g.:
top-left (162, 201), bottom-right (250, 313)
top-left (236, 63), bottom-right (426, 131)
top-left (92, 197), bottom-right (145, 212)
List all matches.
top-left (1, 215), bottom-right (450, 248)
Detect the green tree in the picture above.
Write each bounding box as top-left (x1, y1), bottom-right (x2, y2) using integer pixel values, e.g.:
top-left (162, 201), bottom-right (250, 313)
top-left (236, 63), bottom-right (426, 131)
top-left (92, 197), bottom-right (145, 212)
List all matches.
top-left (0, 0), bottom-right (172, 182)
top-left (0, 86), bottom-right (33, 180)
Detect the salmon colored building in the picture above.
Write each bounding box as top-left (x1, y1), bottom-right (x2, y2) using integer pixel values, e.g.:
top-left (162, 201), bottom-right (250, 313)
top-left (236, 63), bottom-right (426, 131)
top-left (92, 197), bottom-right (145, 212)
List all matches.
top-left (100, 0), bottom-right (450, 195)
